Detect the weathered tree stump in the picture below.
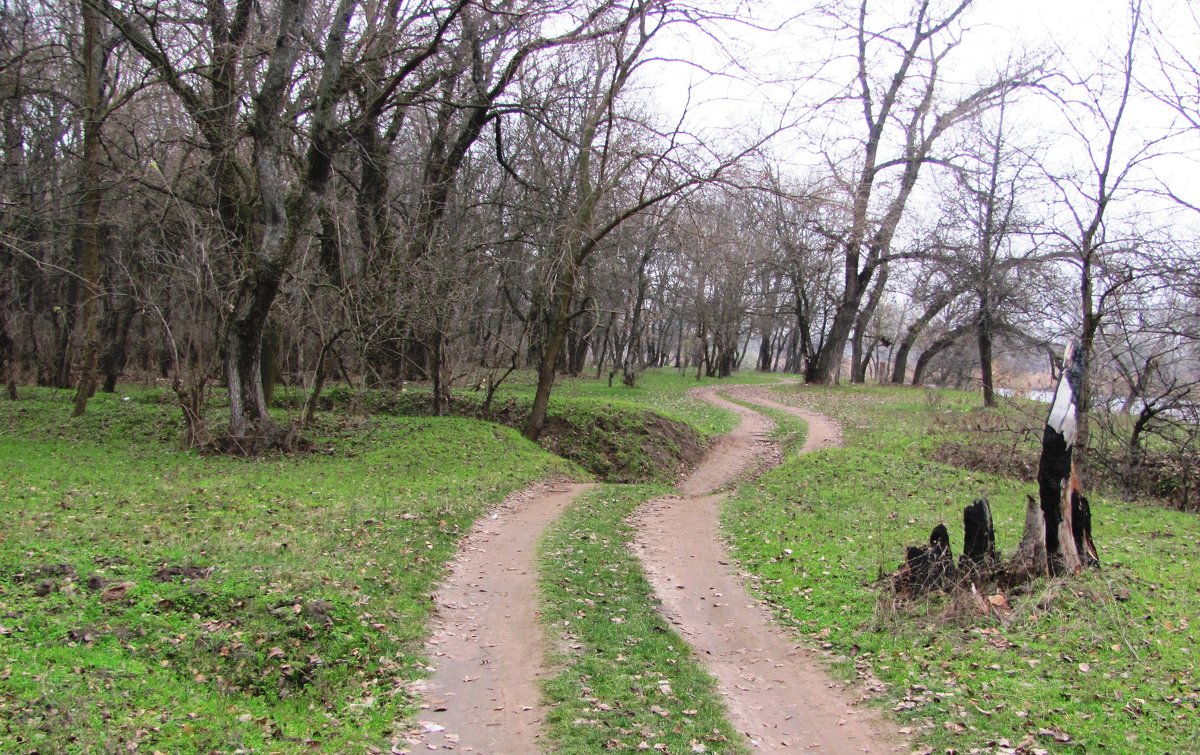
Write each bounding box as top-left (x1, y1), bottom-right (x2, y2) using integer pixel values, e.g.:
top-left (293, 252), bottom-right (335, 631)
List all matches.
top-left (1002, 494), bottom-right (1048, 588)
top-left (960, 497), bottom-right (997, 571)
top-left (895, 524), bottom-right (956, 594)
top-left (894, 341), bottom-right (1100, 603)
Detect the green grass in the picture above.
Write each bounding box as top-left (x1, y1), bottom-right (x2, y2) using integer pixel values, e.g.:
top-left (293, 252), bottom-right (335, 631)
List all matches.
top-left (306, 371), bottom-right (738, 484)
top-left (538, 485), bottom-right (746, 755)
top-left (536, 369), bottom-right (787, 437)
top-left (725, 384), bottom-right (1200, 753)
top-left (0, 388), bottom-right (573, 753)
top-left (13, 375), bottom-right (1191, 754)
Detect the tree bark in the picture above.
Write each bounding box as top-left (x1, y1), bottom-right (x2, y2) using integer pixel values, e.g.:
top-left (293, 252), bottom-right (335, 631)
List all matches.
top-left (524, 263), bottom-right (577, 441)
top-left (0, 271), bottom-right (15, 398)
top-left (977, 291), bottom-right (996, 406)
top-left (71, 0), bottom-right (109, 417)
top-left (100, 295), bottom-right (138, 392)
top-left (911, 323), bottom-right (971, 386)
top-left (890, 292), bottom-right (952, 384)
top-left (623, 246), bottom-right (654, 387)
top-left (851, 262), bottom-right (888, 383)
top-left (224, 0), bottom-right (351, 443)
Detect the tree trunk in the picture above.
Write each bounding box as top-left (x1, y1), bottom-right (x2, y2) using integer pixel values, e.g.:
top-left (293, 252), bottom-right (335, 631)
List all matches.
top-left (911, 324), bottom-right (971, 386)
top-left (224, 0), bottom-right (349, 445)
top-left (851, 263), bottom-right (888, 383)
top-left (302, 330), bottom-right (344, 425)
top-left (623, 247), bottom-right (653, 387)
top-left (430, 327), bottom-right (450, 417)
top-left (890, 293), bottom-right (952, 384)
top-left (524, 263), bottom-right (577, 441)
top-left (977, 292), bottom-right (996, 407)
top-left (808, 296), bottom-right (857, 384)
top-left (71, 0), bottom-right (108, 417)
top-left (224, 263), bottom-right (285, 438)
top-left (100, 295), bottom-right (138, 392)
top-left (1039, 341), bottom-right (1088, 576)
top-left (0, 271), bottom-right (15, 398)
top-left (757, 330), bottom-right (772, 372)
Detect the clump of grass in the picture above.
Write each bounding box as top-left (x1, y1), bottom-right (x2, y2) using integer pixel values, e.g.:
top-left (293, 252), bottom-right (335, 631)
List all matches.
top-left (0, 388), bottom-right (572, 753)
top-left (726, 384), bottom-right (1200, 753)
top-left (538, 485), bottom-right (746, 755)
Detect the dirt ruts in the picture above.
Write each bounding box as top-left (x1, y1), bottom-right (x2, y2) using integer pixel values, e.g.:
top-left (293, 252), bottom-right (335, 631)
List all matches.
top-left (411, 481), bottom-right (594, 753)
top-left (631, 386), bottom-right (904, 752)
top-left (412, 385), bottom-right (904, 753)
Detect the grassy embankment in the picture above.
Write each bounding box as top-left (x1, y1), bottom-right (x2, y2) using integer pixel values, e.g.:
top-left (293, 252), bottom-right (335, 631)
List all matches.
top-left (725, 385), bottom-right (1199, 754)
top-left (0, 387), bottom-right (575, 752)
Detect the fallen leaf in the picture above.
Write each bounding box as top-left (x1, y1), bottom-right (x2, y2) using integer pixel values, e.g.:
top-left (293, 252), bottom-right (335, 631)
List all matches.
top-left (101, 581), bottom-right (135, 601)
top-left (1037, 726), bottom-right (1072, 743)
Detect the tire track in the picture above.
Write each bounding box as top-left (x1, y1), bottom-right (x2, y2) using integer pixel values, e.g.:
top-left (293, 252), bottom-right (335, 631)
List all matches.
top-left (630, 386), bottom-right (905, 753)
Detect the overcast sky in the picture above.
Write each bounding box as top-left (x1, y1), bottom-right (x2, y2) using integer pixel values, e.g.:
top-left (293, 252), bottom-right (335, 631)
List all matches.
top-left (640, 0), bottom-right (1199, 214)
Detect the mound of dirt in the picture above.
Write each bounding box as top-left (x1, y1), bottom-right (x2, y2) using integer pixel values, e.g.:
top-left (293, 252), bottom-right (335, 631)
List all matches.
top-left (482, 399), bottom-right (705, 484)
top-left (317, 388), bottom-right (707, 484)
top-left (535, 408), bottom-right (706, 484)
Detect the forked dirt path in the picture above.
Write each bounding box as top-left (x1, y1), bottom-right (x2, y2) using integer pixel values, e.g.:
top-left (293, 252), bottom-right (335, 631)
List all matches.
top-left (630, 386), bottom-right (906, 753)
top-left (411, 480), bottom-right (594, 753)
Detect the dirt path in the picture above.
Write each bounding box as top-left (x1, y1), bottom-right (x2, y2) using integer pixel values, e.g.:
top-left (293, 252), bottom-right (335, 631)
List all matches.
top-left (631, 386), bottom-right (905, 753)
top-left (410, 480), bottom-right (594, 754)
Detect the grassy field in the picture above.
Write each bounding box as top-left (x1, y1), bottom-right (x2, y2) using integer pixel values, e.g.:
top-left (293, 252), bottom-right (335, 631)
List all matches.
top-left (0, 388), bottom-right (573, 753)
top-left (725, 385), bottom-right (1200, 754)
top-left (5, 375), bottom-right (1196, 754)
top-left (305, 369), bottom-right (766, 484)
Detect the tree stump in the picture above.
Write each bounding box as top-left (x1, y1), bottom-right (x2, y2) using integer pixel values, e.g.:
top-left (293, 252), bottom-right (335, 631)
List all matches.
top-left (960, 497), bottom-right (997, 572)
top-left (893, 340), bottom-right (1100, 603)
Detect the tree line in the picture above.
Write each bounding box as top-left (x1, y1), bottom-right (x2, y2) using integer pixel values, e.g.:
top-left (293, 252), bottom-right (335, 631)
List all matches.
top-left (1, 0), bottom-right (1197, 478)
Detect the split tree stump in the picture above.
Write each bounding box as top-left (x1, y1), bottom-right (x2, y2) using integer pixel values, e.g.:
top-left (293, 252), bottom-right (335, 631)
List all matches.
top-left (895, 341), bottom-right (1100, 597)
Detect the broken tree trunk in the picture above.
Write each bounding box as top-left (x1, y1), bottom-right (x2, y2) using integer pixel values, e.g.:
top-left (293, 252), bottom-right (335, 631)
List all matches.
top-left (894, 340), bottom-right (1100, 601)
top-left (895, 524), bottom-right (956, 594)
top-left (1038, 340), bottom-right (1098, 575)
top-left (960, 497), bottom-right (997, 572)
top-left (1003, 494), bottom-right (1049, 587)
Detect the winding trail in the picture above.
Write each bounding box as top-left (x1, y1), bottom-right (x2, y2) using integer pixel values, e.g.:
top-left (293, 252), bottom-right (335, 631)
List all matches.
top-left (412, 480), bottom-right (594, 753)
top-left (410, 385), bottom-right (905, 753)
top-left (631, 386), bottom-right (905, 752)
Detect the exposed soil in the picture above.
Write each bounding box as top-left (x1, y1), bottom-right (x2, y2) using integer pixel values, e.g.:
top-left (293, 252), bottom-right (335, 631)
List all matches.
top-left (631, 386), bottom-right (905, 753)
top-left (480, 399), bottom-right (707, 483)
top-left (409, 480), bottom-right (594, 754)
top-left (411, 384), bottom-right (904, 753)
top-left (151, 564), bottom-right (214, 582)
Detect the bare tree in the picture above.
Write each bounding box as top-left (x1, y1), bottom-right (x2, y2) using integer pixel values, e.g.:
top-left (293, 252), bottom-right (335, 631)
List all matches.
top-left (806, 0), bottom-right (1041, 385)
top-left (1041, 0), bottom-right (1162, 478)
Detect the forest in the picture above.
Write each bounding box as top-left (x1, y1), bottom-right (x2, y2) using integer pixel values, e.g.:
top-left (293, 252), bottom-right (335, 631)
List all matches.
top-left (3, 3), bottom-right (1200, 752)
top-left (0, 0), bottom-right (1197, 473)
